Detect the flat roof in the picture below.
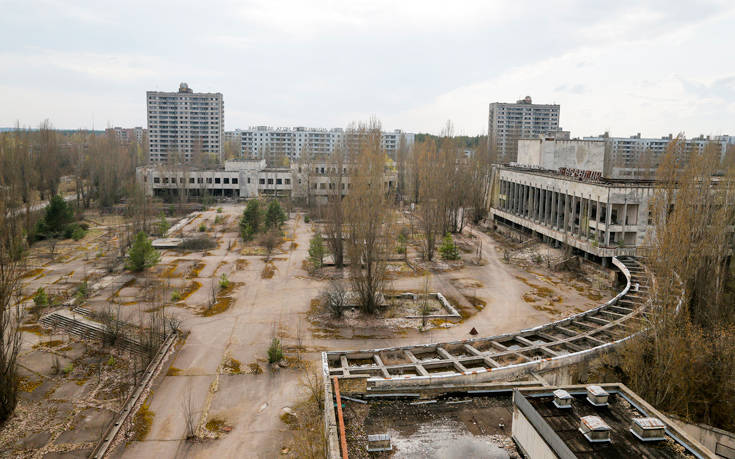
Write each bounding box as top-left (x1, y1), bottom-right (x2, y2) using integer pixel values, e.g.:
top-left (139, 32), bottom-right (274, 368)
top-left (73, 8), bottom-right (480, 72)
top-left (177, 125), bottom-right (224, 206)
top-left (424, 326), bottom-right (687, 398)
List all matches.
top-left (342, 393), bottom-right (519, 458)
top-left (524, 392), bottom-right (692, 458)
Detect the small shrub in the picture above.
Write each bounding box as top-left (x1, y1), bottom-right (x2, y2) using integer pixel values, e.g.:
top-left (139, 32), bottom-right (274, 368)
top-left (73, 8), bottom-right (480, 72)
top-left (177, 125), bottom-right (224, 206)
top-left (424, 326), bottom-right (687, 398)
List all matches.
top-left (308, 231), bottom-right (325, 269)
top-left (33, 288), bottom-right (49, 307)
top-left (198, 223), bottom-right (207, 232)
top-left (219, 273), bottom-right (230, 289)
top-left (439, 233), bottom-right (460, 260)
top-left (126, 232), bottom-right (161, 272)
top-left (62, 363), bottom-right (74, 375)
top-left (75, 281), bottom-right (88, 300)
top-left (180, 237), bottom-right (217, 251)
top-left (303, 215), bottom-right (310, 223)
top-left (268, 337), bottom-right (283, 364)
top-left (157, 214), bottom-right (170, 236)
top-left (171, 290), bottom-right (182, 301)
top-left (71, 225), bottom-right (87, 241)
top-left (214, 215), bottom-right (224, 225)
top-left (107, 356), bottom-right (115, 366)
top-left (216, 207), bottom-right (223, 213)
top-left (265, 200), bottom-right (286, 230)
top-left (322, 281), bottom-right (347, 318)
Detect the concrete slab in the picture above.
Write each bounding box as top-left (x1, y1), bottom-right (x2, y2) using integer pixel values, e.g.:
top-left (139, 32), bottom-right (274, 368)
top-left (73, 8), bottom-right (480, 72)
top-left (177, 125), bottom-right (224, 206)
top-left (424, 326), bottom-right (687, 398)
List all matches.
top-left (55, 407), bottom-right (115, 444)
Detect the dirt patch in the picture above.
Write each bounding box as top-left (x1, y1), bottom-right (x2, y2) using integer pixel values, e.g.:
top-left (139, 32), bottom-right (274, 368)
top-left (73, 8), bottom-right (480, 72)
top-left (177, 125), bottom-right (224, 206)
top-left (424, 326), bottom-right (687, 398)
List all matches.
top-left (167, 366), bottom-right (182, 376)
top-left (200, 297), bottom-right (234, 317)
top-left (235, 258), bottom-right (249, 270)
top-left (248, 362), bottom-right (263, 375)
top-left (261, 261), bottom-right (276, 279)
top-left (222, 357), bottom-right (242, 374)
top-left (131, 400), bottom-right (154, 441)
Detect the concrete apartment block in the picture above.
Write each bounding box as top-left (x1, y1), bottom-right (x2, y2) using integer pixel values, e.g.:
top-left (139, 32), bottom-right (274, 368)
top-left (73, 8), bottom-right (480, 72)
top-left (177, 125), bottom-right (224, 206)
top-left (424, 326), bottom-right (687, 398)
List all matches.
top-left (488, 96), bottom-right (562, 163)
top-left (147, 83), bottom-right (224, 163)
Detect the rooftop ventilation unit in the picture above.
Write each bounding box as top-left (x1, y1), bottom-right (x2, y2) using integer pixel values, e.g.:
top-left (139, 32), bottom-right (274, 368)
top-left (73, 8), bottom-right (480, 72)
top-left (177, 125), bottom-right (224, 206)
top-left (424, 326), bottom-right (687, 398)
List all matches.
top-left (579, 415), bottom-right (612, 443)
top-left (366, 433), bottom-right (392, 452)
top-left (586, 385), bottom-right (610, 407)
top-left (630, 417), bottom-right (666, 442)
top-left (553, 389), bottom-right (573, 409)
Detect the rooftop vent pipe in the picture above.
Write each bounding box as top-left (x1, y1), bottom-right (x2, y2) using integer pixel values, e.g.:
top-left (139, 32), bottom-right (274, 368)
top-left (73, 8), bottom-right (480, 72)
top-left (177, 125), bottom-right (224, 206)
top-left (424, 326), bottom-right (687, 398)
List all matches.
top-left (553, 389), bottom-right (573, 409)
top-left (579, 415), bottom-right (612, 443)
top-left (586, 385), bottom-right (610, 407)
top-left (630, 417), bottom-right (666, 442)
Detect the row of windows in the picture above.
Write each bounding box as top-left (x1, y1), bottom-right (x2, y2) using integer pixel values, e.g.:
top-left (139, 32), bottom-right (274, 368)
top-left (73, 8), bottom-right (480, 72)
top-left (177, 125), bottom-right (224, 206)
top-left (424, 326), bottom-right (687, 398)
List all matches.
top-left (153, 176), bottom-right (239, 185)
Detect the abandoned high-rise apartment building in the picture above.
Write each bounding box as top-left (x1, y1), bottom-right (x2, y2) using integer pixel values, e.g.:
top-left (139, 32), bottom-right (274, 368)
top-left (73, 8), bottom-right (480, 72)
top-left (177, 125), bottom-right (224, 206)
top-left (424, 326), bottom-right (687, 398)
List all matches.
top-left (146, 83), bottom-right (224, 163)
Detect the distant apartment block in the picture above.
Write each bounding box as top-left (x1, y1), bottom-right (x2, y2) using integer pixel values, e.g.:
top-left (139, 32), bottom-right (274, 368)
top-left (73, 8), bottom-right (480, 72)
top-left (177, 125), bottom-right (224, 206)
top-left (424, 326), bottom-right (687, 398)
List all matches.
top-left (146, 83), bottom-right (224, 163)
top-left (105, 126), bottom-right (146, 145)
top-left (583, 133), bottom-right (735, 178)
top-left (238, 126), bottom-right (414, 161)
top-left (488, 96), bottom-right (561, 163)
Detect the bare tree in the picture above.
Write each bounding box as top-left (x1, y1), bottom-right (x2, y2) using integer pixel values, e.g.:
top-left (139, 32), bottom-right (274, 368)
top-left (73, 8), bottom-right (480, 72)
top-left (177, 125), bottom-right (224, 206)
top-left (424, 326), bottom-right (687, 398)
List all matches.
top-left (324, 147), bottom-right (346, 268)
top-left (620, 139), bottom-right (735, 430)
top-left (0, 195), bottom-right (23, 423)
top-left (343, 119), bottom-right (394, 314)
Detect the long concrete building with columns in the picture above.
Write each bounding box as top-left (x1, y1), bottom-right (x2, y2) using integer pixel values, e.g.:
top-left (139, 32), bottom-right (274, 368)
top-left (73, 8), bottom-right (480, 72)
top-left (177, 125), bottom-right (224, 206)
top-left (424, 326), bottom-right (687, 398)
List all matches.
top-left (488, 137), bottom-right (656, 265)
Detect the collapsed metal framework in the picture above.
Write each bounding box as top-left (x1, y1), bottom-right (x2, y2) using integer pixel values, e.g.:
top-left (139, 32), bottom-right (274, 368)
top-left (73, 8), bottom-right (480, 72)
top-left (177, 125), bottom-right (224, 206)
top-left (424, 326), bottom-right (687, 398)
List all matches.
top-left (323, 256), bottom-right (649, 387)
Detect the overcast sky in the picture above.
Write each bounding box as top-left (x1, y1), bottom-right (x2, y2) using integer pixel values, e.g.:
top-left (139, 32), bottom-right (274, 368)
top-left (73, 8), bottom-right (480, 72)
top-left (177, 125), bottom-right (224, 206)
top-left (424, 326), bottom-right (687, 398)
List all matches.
top-left (1, 0), bottom-right (734, 137)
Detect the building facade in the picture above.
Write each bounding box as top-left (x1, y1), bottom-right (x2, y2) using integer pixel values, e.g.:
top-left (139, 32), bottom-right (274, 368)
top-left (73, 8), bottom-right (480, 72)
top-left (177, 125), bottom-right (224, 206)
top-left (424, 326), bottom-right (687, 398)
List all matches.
top-left (136, 160), bottom-right (396, 205)
top-left (583, 133), bottom-right (735, 178)
top-left (105, 126), bottom-right (146, 145)
top-left (146, 83), bottom-right (224, 163)
top-left (238, 126), bottom-right (414, 162)
top-left (488, 96), bottom-right (561, 163)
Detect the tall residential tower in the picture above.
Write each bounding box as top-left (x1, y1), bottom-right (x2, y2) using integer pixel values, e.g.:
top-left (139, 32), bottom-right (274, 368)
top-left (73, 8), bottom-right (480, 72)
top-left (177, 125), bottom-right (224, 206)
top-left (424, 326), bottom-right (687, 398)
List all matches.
top-left (146, 83), bottom-right (224, 163)
top-left (488, 96), bottom-right (561, 163)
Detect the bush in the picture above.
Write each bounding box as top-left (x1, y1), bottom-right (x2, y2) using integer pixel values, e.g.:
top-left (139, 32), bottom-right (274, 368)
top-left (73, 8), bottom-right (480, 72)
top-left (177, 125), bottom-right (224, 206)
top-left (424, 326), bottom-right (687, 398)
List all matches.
top-left (268, 337), bottom-right (283, 364)
top-left (240, 200), bottom-right (261, 241)
top-left (171, 290), bottom-right (182, 301)
top-left (439, 233), bottom-right (460, 260)
top-left (33, 288), bottom-right (48, 307)
top-left (70, 225), bottom-right (87, 241)
top-left (322, 281), bottom-right (347, 318)
top-left (304, 215), bottom-right (310, 223)
top-left (214, 215), bottom-right (224, 225)
top-left (198, 223), bottom-right (207, 232)
top-left (219, 273), bottom-right (230, 289)
top-left (265, 200), bottom-right (286, 230)
top-left (216, 207), bottom-right (223, 213)
top-left (180, 237), bottom-right (217, 251)
top-left (35, 195), bottom-right (74, 239)
top-left (308, 231), bottom-right (325, 269)
top-left (75, 281), bottom-right (88, 300)
top-left (157, 214), bottom-right (170, 236)
top-left (126, 232), bottom-right (160, 272)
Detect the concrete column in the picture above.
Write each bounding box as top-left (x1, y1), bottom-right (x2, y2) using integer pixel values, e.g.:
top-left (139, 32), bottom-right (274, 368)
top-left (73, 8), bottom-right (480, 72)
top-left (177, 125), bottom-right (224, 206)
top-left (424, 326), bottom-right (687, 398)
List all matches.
top-left (547, 189), bottom-right (552, 225)
top-left (578, 197), bottom-right (585, 238)
top-left (523, 185), bottom-right (528, 217)
top-left (551, 191), bottom-right (557, 228)
top-left (622, 200), bottom-right (628, 245)
top-left (605, 199), bottom-right (612, 246)
top-left (595, 198), bottom-right (601, 244)
top-left (570, 194), bottom-right (577, 234)
top-left (536, 188), bottom-right (541, 222)
top-left (539, 189), bottom-right (545, 224)
top-left (586, 195), bottom-right (592, 239)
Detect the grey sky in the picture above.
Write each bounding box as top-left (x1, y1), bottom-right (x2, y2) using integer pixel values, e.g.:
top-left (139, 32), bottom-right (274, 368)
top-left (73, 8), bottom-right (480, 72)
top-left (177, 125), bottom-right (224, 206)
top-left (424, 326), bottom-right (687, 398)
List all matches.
top-left (1, 0), bottom-right (734, 137)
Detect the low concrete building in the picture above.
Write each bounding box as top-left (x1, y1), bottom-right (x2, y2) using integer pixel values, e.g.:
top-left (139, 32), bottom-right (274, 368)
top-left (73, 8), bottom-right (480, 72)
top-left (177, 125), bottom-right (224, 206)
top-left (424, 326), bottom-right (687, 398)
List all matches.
top-left (136, 159), bottom-right (396, 203)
